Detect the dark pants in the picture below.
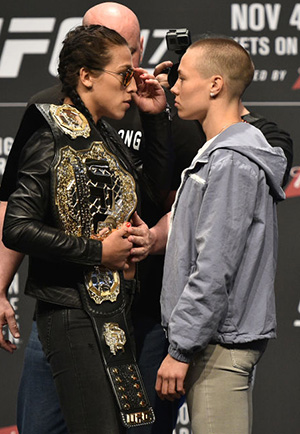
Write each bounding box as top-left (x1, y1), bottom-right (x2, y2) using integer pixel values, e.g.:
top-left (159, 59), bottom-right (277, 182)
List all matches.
top-left (36, 301), bottom-right (126, 434)
top-left (18, 317), bottom-right (179, 434)
top-left (129, 317), bottom-right (180, 434)
top-left (17, 280), bottom-right (177, 434)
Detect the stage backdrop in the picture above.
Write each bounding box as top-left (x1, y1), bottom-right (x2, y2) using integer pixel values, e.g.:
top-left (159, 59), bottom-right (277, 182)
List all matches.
top-left (0, 1), bottom-right (299, 433)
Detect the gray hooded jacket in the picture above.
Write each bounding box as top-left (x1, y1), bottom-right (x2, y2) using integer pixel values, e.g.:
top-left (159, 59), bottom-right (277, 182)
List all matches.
top-left (161, 122), bottom-right (286, 363)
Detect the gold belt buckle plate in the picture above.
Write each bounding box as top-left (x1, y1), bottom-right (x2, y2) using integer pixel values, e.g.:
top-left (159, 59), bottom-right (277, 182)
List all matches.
top-left (85, 267), bottom-right (120, 305)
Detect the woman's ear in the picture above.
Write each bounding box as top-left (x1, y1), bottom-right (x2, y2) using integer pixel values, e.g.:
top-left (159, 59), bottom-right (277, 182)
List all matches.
top-left (210, 75), bottom-right (223, 97)
top-left (79, 67), bottom-right (93, 90)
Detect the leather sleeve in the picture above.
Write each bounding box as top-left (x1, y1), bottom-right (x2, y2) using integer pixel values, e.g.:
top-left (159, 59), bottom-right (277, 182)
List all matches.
top-left (3, 127), bottom-right (102, 266)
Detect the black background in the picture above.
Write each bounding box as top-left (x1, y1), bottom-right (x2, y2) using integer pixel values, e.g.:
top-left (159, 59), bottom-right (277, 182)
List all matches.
top-left (0, 1), bottom-right (299, 433)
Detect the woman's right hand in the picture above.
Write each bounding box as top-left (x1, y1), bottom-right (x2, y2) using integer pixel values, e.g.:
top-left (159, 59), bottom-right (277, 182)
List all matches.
top-left (101, 223), bottom-right (133, 270)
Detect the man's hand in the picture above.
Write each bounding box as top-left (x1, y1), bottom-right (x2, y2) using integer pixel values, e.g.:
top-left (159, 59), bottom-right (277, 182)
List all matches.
top-left (0, 295), bottom-right (20, 353)
top-left (0, 200), bottom-right (22, 353)
top-left (153, 61), bottom-right (173, 88)
top-left (101, 223), bottom-right (133, 270)
top-left (155, 353), bottom-right (189, 401)
top-left (127, 211), bottom-right (170, 260)
top-left (127, 212), bottom-right (153, 262)
top-left (132, 67), bottom-right (166, 114)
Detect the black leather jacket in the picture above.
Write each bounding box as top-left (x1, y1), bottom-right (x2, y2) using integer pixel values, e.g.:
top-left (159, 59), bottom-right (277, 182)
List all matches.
top-left (3, 104), bottom-right (141, 308)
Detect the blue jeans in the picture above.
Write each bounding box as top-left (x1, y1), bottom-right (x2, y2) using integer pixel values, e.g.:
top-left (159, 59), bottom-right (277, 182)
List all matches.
top-left (17, 320), bottom-right (67, 434)
top-left (18, 318), bottom-right (179, 434)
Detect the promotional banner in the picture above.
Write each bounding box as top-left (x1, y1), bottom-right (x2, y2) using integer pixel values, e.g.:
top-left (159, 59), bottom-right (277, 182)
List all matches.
top-left (0, 1), bottom-right (299, 433)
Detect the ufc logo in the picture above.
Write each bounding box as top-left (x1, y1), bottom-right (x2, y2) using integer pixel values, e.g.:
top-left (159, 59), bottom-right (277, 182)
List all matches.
top-left (0, 17), bottom-right (81, 78)
top-left (0, 17), bottom-right (169, 78)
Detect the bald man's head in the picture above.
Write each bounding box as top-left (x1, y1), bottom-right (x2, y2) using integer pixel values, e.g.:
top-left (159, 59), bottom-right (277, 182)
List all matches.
top-left (83, 2), bottom-right (143, 67)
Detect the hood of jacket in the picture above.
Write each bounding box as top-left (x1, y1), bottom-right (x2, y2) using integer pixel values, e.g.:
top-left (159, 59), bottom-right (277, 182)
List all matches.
top-left (193, 122), bottom-right (286, 202)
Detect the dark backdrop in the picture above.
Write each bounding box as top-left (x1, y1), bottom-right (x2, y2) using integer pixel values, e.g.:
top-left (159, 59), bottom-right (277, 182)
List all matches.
top-left (0, 1), bottom-right (299, 433)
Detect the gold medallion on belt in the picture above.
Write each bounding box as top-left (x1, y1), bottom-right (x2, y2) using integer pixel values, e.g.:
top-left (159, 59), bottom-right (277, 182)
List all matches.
top-left (52, 107), bottom-right (137, 305)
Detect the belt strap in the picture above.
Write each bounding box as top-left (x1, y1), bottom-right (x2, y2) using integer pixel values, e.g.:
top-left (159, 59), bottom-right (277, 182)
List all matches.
top-left (78, 275), bottom-right (155, 428)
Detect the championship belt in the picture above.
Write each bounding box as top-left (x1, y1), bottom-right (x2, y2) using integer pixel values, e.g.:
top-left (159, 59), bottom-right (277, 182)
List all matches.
top-left (50, 104), bottom-right (155, 428)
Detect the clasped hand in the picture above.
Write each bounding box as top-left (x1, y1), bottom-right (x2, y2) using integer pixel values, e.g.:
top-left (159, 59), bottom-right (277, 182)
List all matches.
top-left (100, 212), bottom-right (153, 270)
top-left (127, 212), bottom-right (154, 262)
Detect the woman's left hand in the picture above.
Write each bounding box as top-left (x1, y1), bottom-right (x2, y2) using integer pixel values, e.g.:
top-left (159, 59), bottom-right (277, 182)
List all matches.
top-left (132, 67), bottom-right (166, 114)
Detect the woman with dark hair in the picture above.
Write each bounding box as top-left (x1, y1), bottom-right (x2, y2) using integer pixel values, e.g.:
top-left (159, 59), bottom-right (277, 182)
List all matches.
top-left (3, 25), bottom-right (166, 433)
